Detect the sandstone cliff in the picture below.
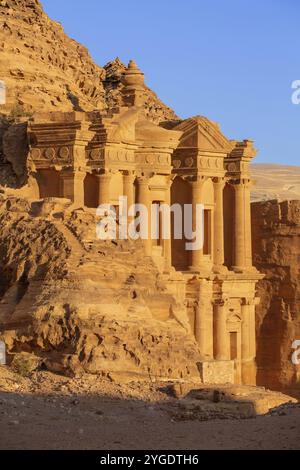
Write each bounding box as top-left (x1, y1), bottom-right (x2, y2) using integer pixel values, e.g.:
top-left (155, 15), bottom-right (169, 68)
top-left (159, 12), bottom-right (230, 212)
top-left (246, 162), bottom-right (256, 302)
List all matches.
top-left (0, 195), bottom-right (201, 381)
top-left (0, 0), bottom-right (177, 123)
top-left (252, 200), bottom-right (300, 396)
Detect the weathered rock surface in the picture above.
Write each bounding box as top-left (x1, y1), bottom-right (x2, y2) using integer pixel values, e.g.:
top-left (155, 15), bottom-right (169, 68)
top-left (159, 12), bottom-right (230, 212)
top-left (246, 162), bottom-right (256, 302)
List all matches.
top-left (0, 196), bottom-right (201, 381)
top-left (174, 384), bottom-right (297, 420)
top-left (2, 122), bottom-right (29, 182)
top-left (0, 0), bottom-right (177, 123)
top-left (252, 199), bottom-right (300, 396)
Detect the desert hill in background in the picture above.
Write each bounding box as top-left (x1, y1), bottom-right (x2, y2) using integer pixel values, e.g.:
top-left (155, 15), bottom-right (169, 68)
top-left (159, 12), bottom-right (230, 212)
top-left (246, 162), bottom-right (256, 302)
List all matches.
top-left (251, 164), bottom-right (300, 202)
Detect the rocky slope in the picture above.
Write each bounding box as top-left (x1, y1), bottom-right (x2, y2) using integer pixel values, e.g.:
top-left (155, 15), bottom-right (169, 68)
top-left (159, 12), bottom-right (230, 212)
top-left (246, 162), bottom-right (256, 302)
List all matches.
top-left (0, 0), bottom-right (177, 123)
top-left (0, 195), bottom-right (201, 381)
top-left (252, 200), bottom-right (300, 396)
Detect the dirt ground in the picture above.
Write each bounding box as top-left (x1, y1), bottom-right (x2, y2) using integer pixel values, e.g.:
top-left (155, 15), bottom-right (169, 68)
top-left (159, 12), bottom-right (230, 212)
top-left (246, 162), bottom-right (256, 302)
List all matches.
top-left (0, 367), bottom-right (299, 450)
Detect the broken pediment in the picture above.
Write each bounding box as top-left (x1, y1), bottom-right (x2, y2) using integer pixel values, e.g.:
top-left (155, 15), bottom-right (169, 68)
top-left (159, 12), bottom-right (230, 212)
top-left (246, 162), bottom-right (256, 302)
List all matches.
top-left (106, 107), bottom-right (141, 143)
top-left (136, 119), bottom-right (182, 149)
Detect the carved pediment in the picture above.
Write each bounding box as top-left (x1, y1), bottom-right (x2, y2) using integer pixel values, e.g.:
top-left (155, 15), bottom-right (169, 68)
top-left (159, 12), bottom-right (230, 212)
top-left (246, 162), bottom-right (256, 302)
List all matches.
top-left (174, 116), bottom-right (231, 153)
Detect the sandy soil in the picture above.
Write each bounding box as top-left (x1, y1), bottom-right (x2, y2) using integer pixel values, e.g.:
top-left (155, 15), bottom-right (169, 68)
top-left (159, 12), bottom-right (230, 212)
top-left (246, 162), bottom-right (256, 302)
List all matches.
top-left (0, 367), bottom-right (299, 450)
top-left (251, 164), bottom-right (300, 201)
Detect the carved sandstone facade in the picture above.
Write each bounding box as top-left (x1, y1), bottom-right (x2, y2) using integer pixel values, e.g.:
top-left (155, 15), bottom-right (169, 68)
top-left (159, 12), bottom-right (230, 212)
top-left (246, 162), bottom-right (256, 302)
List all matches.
top-left (27, 61), bottom-right (263, 385)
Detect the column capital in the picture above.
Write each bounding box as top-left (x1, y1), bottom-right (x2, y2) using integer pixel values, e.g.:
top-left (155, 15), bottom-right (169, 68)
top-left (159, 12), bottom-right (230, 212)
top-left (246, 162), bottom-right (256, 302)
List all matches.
top-left (243, 179), bottom-right (253, 189)
top-left (195, 298), bottom-right (215, 308)
top-left (212, 176), bottom-right (226, 187)
top-left (96, 169), bottom-right (112, 176)
top-left (165, 174), bottom-right (176, 187)
top-left (214, 298), bottom-right (229, 308)
top-left (96, 173), bottom-right (112, 183)
top-left (136, 176), bottom-right (150, 187)
top-left (240, 297), bottom-right (259, 307)
top-left (194, 175), bottom-right (208, 185)
top-left (232, 178), bottom-right (252, 189)
top-left (60, 169), bottom-right (86, 180)
top-left (123, 170), bottom-right (136, 178)
top-left (232, 181), bottom-right (244, 192)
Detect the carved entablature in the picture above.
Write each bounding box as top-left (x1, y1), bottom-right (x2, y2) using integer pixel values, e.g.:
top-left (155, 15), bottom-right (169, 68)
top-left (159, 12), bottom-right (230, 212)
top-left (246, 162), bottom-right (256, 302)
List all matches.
top-left (30, 145), bottom-right (73, 166)
top-left (225, 139), bottom-right (257, 180)
top-left (135, 149), bottom-right (172, 175)
top-left (28, 112), bottom-right (94, 170)
top-left (86, 144), bottom-right (136, 172)
top-left (224, 159), bottom-right (252, 179)
top-left (172, 150), bottom-right (226, 177)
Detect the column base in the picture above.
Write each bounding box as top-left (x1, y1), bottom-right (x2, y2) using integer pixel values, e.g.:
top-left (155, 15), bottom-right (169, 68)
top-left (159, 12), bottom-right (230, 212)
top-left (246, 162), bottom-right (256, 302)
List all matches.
top-left (213, 264), bottom-right (229, 275)
top-left (232, 266), bottom-right (261, 275)
top-left (215, 354), bottom-right (228, 361)
top-left (163, 266), bottom-right (176, 275)
top-left (188, 266), bottom-right (211, 277)
top-left (241, 359), bottom-right (257, 385)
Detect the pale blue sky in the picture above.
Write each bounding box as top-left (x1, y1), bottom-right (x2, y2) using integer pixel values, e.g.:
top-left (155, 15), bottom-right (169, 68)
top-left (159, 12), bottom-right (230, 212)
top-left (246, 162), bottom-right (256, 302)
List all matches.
top-left (42, 0), bottom-right (300, 165)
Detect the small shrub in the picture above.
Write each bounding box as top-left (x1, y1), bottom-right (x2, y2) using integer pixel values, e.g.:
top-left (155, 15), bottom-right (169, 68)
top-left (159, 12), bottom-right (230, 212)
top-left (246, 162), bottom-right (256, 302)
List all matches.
top-left (11, 353), bottom-right (41, 377)
top-left (6, 103), bottom-right (33, 124)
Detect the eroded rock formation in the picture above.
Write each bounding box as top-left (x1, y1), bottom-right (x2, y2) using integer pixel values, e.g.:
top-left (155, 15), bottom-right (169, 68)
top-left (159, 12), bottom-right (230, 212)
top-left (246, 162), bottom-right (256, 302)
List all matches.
top-left (0, 0), bottom-right (177, 123)
top-left (252, 200), bottom-right (300, 396)
top-left (0, 195), bottom-right (202, 381)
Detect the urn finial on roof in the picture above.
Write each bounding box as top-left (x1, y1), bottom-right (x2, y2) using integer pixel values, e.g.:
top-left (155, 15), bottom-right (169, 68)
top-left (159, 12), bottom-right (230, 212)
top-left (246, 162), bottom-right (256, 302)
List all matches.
top-left (121, 60), bottom-right (146, 107)
top-left (123, 60), bottom-right (145, 88)
top-left (128, 60), bottom-right (138, 69)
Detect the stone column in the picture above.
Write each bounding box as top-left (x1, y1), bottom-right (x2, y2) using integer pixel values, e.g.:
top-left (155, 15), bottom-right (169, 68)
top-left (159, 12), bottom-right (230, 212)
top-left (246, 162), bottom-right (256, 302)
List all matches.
top-left (60, 170), bottom-right (85, 206)
top-left (244, 179), bottom-right (253, 268)
top-left (249, 299), bottom-right (257, 368)
top-left (189, 176), bottom-right (206, 271)
top-left (213, 177), bottom-right (225, 272)
top-left (195, 280), bottom-right (214, 358)
top-left (123, 171), bottom-right (135, 221)
top-left (233, 181), bottom-right (246, 270)
top-left (214, 300), bottom-right (228, 360)
top-left (136, 177), bottom-right (152, 256)
top-left (163, 179), bottom-right (172, 273)
top-left (195, 302), bottom-right (206, 355)
top-left (97, 172), bottom-right (112, 206)
top-left (241, 298), bottom-right (257, 385)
